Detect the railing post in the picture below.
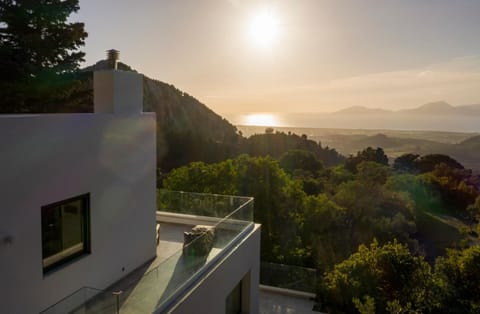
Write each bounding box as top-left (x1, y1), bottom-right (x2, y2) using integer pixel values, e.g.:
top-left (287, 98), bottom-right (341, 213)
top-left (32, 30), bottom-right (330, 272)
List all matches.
top-left (112, 290), bottom-right (123, 314)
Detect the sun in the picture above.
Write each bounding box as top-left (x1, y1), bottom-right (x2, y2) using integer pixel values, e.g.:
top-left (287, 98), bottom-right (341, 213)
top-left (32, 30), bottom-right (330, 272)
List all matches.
top-left (248, 9), bottom-right (280, 49)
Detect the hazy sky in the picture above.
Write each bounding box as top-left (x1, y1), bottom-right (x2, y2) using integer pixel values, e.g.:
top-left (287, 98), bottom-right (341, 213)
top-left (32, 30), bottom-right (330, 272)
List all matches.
top-left (76, 0), bottom-right (480, 115)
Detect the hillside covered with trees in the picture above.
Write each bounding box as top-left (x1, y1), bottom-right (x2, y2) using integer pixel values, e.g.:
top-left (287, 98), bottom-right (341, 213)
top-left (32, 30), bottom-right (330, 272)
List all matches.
top-left (163, 148), bottom-right (480, 313)
top-left (20, 61), bottom-right (343, 174)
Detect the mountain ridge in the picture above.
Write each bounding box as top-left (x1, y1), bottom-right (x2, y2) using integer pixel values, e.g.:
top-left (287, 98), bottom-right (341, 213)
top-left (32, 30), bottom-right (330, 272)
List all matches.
top-left (332, 101), bottom-right (480, 116)
top-left (66, 60), bottom-right (344, 170)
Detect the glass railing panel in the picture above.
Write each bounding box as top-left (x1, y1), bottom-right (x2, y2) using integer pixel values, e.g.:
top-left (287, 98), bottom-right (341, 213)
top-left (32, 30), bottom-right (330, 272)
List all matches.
top-left (260, 262), bottom-right (317, 294)
top-left (43, 191), bottom-right (254, 314)
top-left (157, 189), bottom-right (252, 219)
top-left (213, 199), bottom-right (254, 250)
top-left (125, 191), bottom-right (254, 313)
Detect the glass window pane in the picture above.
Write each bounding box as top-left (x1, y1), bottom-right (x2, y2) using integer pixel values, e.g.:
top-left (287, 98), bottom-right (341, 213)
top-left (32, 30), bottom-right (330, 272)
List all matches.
top-left (226, 280), bottom-right (242, 314)
top-left (62, 200), bottom-right (83, 250)
top-left (41, 194), bottom-right (90, 273)
top-left (42, 205), bottom-right (63, 258)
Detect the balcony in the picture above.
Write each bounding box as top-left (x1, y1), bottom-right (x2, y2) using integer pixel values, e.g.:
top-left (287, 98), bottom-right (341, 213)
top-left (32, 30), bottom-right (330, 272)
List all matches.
top-left (41, 190), bottom-right (255, 314)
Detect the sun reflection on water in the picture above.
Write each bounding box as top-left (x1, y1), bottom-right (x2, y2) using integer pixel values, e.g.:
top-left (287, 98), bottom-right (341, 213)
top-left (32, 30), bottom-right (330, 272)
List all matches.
top-left (242, 113), bottom-right (279, 126)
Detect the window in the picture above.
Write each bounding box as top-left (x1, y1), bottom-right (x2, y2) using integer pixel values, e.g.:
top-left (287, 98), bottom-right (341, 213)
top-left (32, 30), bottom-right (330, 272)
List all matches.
top-left (41, 193), bottom-right (90, 273)
top-left (226, 280), bottom-right (242, 314)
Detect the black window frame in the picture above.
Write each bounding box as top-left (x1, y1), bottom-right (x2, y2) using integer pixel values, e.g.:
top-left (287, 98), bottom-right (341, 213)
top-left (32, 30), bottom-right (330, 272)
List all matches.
top-left (41, 193), bottom-right (91, 274)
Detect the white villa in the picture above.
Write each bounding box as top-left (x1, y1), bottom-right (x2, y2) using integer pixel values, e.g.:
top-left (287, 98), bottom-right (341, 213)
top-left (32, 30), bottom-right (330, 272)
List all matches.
top-left (0, 64), bottom-right (260, 314)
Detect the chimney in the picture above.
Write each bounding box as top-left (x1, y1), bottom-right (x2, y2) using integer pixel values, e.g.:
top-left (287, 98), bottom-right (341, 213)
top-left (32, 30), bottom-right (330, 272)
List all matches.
top-left (107, 49), bottom-right (119, 70)
top-left (94, 49), bottom-right (143, 114)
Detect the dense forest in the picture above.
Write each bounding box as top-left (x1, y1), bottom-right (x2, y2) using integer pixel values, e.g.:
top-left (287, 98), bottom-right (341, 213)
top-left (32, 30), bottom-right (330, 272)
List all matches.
top-left (163, 146), bottom-right (480, 313)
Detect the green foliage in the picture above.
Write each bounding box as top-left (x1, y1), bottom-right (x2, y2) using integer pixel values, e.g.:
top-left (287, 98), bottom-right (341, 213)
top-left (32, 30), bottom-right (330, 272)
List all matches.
top-left (415, 154), bottom-right (464, 173)
top-left (322, 165), bottom-right (355, 194)
top-left (393, 154), bottom-right (420, 173)
top-left (279, 149), bottom-right (324, 176)
top-left (332, 163), bottom-right (416, 253)
top-left (0, 0), bottom-right (87, 112)
top-left (435, 245), bottom-right (480, 313)
top-left (467, 196), bottom-right (480, 226)
top-left (427, 163), bottom-right (478, 212)
top-left (162, 160), bottom-right (237, 195)
top-left (303, 194), bottom-right (349, 270)
top-left (386, 300), bottom-right (420, 314)
top-left (279, 150), bottom-right (326, 195)
top-left (320, 240), bottom-right (437, 314)
top-left (242, 131), bottom-right (345, 168)
top-left (345, 147), bottom-right (389, 173)
top-left (164, 155), bottom-right (308, 264)
top-left (163, 147), bottom-right (478, 313)
top-left (353, 296), bottom-right (376, 314)
top-left (357, 161), bottom-right (389, 185)
top-left (386, 174), bottom-right (439, 211)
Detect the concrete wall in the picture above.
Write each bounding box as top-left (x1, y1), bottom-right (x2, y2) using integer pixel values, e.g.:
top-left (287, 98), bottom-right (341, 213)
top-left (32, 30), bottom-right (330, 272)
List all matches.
top-left (0, 112), bottom-right (156, 313)
top-left (168, 224), bottom-right (261, 314)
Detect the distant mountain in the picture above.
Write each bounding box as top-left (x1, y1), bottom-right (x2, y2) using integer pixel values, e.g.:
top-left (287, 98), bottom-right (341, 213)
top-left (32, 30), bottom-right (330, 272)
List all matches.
top-left (458, 134), bottom-right (480, 148)
top-left (332, 106), bottom-right (392, 115)
top-left (321, 102), bottom-right (480, 132)
top-left (398, 101), bottom-right (480, 116)
top-left (398, 101), bottom-right (456, 115)
top-left (459, 104), bottom-right (480, 114)
top-left (332, 101), bottom-right (480, 117)
top-left (442, 135), bottom-right (480, 172)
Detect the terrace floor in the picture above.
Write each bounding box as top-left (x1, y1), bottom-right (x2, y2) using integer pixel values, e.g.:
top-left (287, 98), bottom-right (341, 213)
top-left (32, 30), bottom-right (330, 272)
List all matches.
top-left (84, 222), bottom-right (225, 314)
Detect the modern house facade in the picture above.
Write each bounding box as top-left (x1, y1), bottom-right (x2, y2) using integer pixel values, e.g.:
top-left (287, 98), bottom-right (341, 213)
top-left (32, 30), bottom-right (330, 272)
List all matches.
top-left (0, 64), bottom-right (260, 313)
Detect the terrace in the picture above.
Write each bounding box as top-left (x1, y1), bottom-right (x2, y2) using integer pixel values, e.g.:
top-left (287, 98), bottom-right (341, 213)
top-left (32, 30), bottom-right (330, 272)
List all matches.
top-left (41, 190), bottom-right (255, 314)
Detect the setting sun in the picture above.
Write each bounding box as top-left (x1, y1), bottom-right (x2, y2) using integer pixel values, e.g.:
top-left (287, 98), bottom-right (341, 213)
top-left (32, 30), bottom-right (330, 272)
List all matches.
top-left (248, 9), bottom-right (280, 49)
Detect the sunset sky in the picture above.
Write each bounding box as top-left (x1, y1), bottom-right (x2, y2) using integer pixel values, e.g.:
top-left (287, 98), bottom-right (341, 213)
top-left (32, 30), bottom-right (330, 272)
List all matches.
top-left (76, 0), bottom-right (480, 118)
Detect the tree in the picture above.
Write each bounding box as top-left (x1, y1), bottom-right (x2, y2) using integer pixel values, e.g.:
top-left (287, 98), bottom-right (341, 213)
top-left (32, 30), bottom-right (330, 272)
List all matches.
top-left (279, 149), bottom-right (324, 176)
top-left (466, 196), bottom-right (480, 228)
top-left (435, 245), bottom-right (480, 313)
top-left (0, 0), bottom-right (87, 112)
top-left (415, 154), bottom-right (464, 173)
top-left (393, 154), bottom-right (420, 173)
top-left (319, 240), bottom-right (438, 314)
top-left (302, 194), bottom-right (350, 270)
top-left (345, 147), bottom-right (389, 173)
top-left (163, 155), bottom-right (308, 264)
top-left (333, 168), bottom-right (417, 256)
top-left (357, 161), bottom-right (389, 185)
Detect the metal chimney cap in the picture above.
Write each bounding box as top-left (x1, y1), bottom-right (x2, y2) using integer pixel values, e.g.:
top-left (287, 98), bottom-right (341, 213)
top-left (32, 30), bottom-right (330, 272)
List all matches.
top-left (106, 49), bottom-right (120, 69)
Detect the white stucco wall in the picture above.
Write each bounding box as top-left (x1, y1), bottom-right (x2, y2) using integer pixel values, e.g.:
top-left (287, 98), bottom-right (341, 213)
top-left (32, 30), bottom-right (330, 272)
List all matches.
top-left (168, 224), bottom-right (261, 314)
top-left (0, 112), bottom-right (156, 313)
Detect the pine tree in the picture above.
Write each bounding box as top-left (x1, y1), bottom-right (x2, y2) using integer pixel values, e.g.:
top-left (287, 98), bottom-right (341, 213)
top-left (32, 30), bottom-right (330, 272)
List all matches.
top-left (0, 0), bottom-right (87, 112)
